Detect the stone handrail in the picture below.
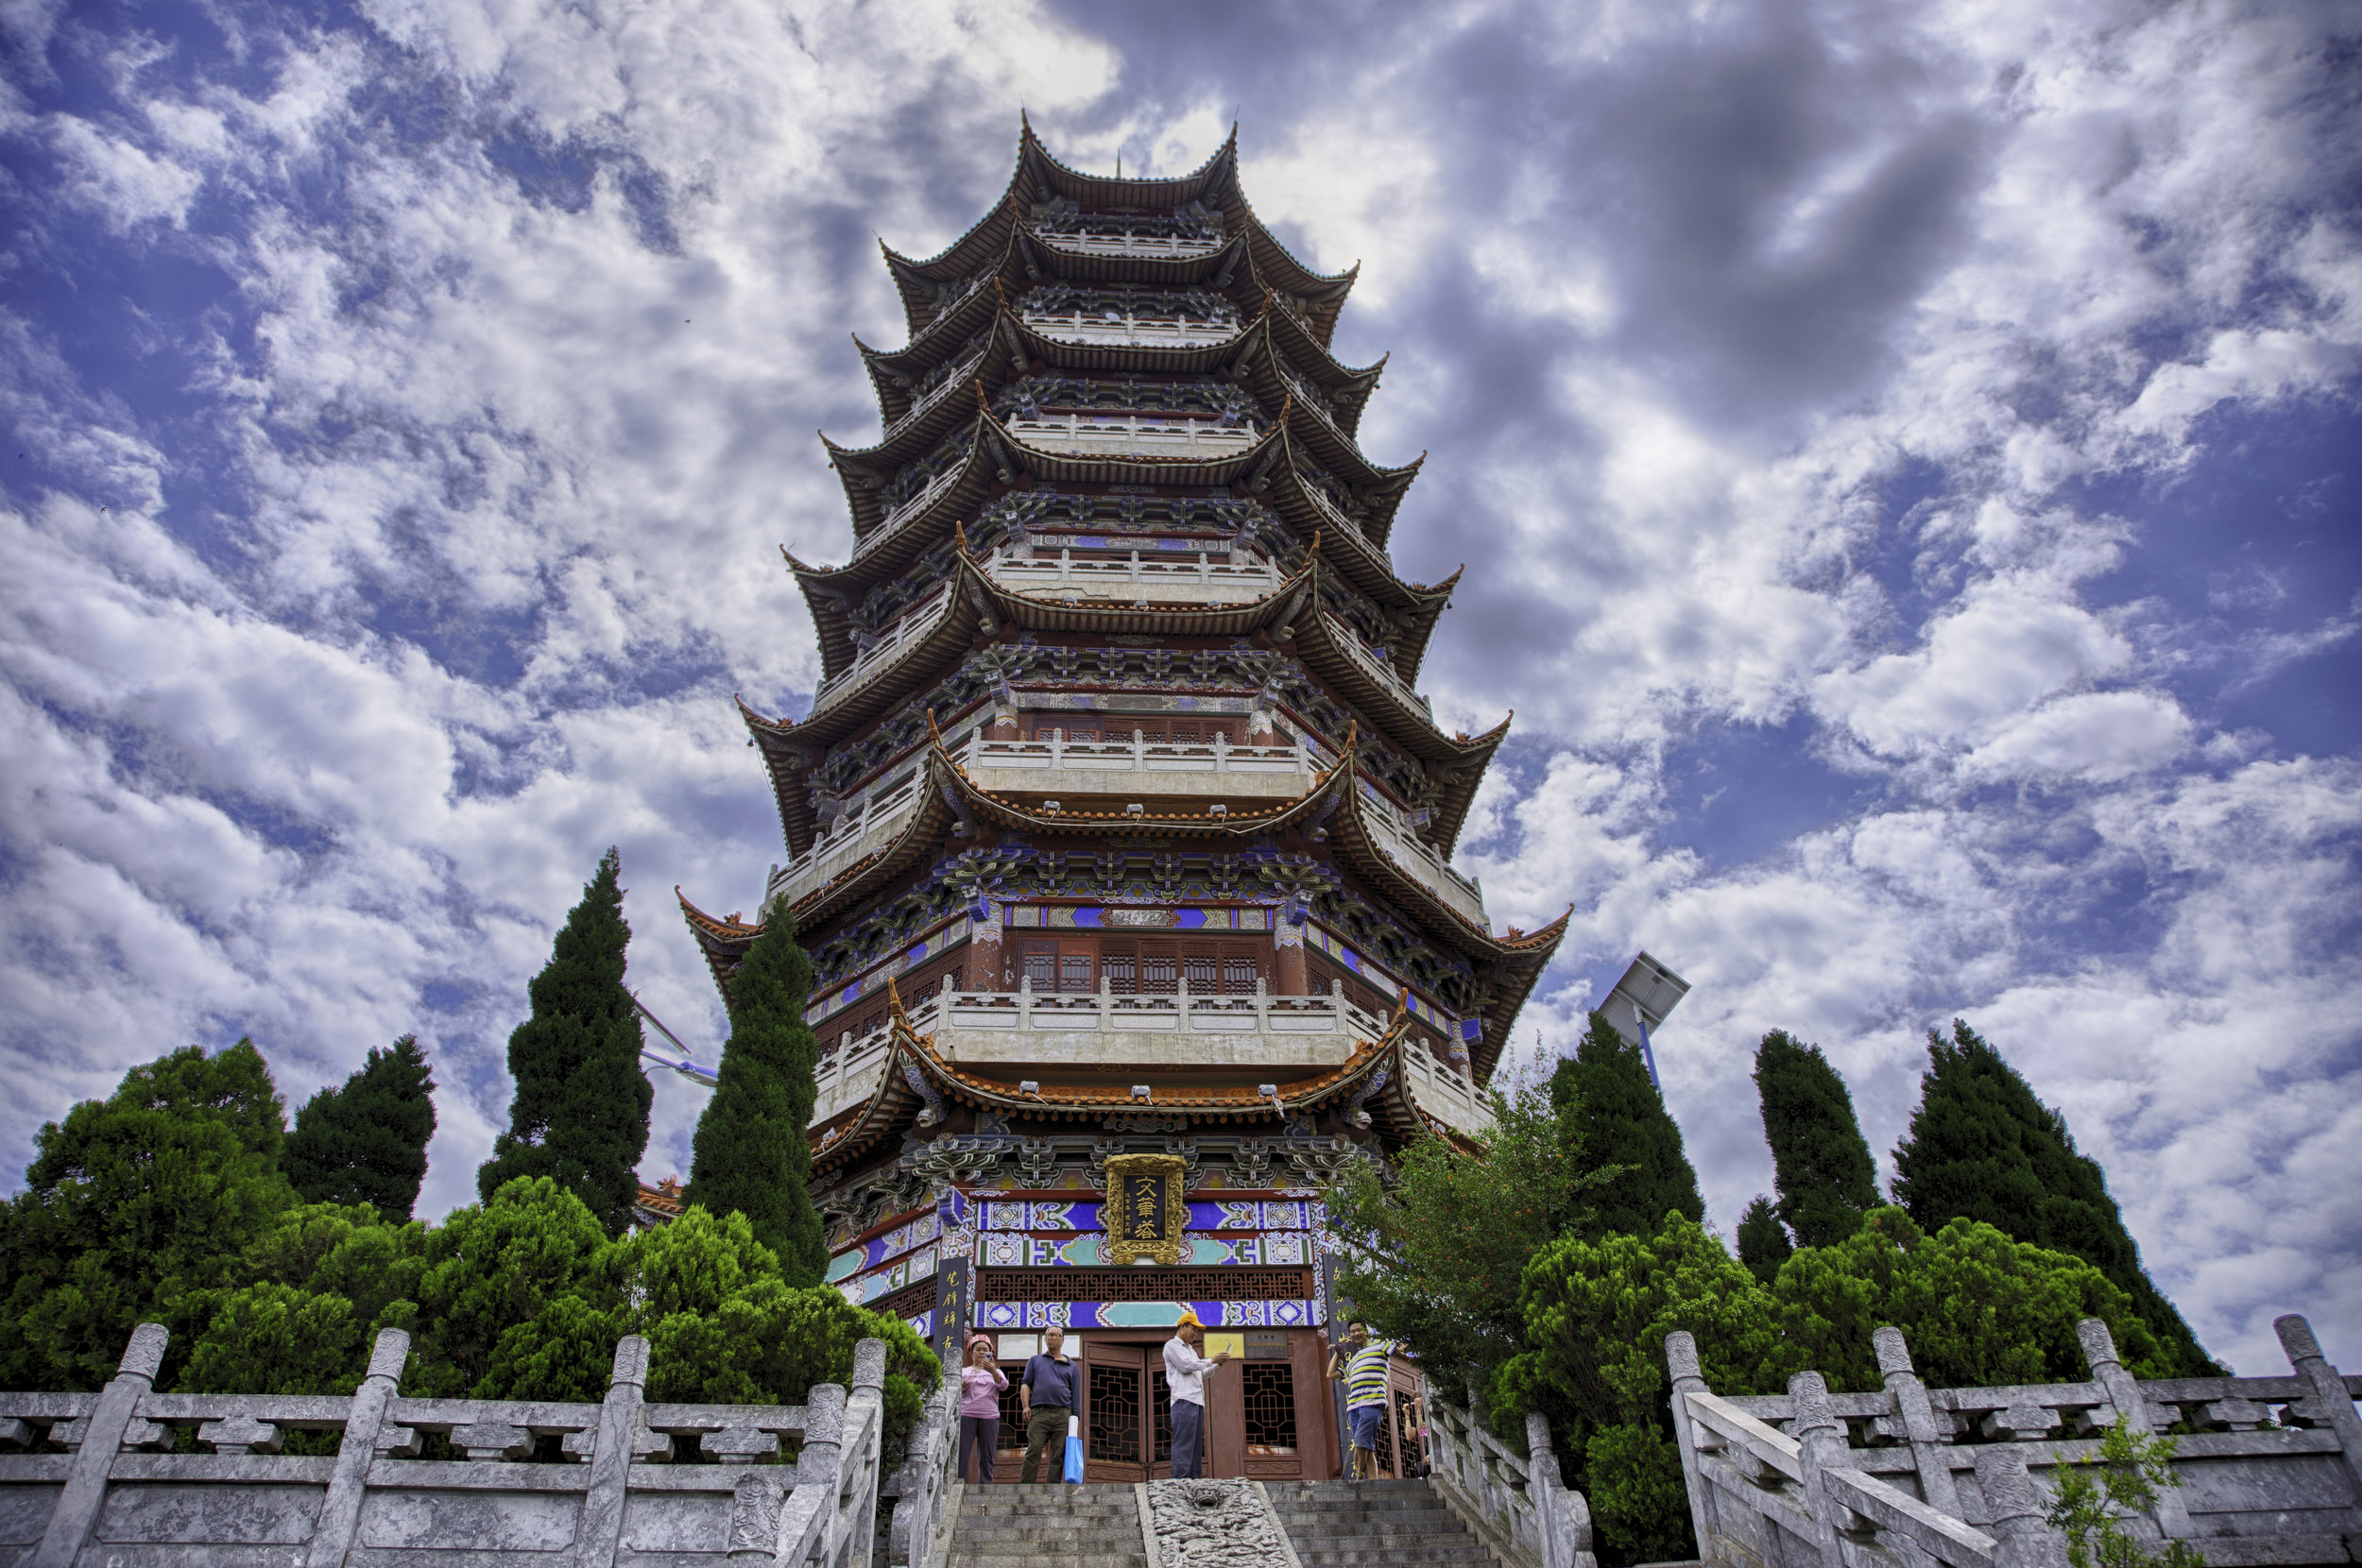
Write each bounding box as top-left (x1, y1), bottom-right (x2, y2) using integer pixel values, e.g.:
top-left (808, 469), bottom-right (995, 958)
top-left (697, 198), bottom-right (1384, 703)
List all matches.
top-left (962, 730), bottom-right (1309, 777)
top-left (883, 351), bottom-right (986, 440)
top-left (2, 1324), bottom-right (894, 1568)
top-left (1423, 1393), bottom-right (1597, 1568)
top-left (771, 775), bottom-right (926, 905)
top-left (1036, 230), bottom-right (1224, 259)
top-left (813, 585), bottom-right (955, 712)
top-left (883, 1381), bottom-right (957, 1568)
top-left (984, 546), bottom-right (1281, 594)
top-left (1004, 412), bottom-right (1259, 457)
top-left (1320, 609), bottom-right (1432, 717)
top-left (1668, 1314), bottom-right (2362, 1568)
top-left (1018, 313), bottom-right (1238, 349)
top-left (1358, 796), bottom-right (1487, 927)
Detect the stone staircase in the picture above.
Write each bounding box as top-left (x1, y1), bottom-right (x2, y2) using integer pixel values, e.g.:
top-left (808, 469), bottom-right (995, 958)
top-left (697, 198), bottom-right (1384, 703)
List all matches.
top-left (943, 1476), bottom-right (1493, 1567)
top-left (1265, 1479), bottom-right (1495, 1566)
top-left (944, 1482), bottom-right (1148, 1567)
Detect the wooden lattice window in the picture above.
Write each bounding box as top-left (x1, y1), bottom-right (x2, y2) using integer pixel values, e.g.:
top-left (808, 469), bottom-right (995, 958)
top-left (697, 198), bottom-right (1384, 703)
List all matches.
top-left (873, 1278), bottom-right (938, 1321)
top-left (996, 1370), bottom-right (1028, 1451)
top-left (1241, 1363), bottom-right (1298, 1455)
top-left (1089, 1363), bottom-right (1141, 1465)
top-left (1393, 1387), bottom-right (1426, 1473)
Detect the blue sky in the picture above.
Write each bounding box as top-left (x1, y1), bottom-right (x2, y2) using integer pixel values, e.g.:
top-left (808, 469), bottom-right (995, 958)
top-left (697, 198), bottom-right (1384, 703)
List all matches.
top-left (2, 0), bottom-right (2356, 1375)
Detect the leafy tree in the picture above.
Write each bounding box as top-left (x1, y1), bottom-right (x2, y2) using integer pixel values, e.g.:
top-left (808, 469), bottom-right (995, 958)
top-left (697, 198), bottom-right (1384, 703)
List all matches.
top-left (1497, 1213), bottom-right (1790, 1566)
top-left (0, 1042), bottom-right (296, 1389)
top-left (478, 848), bottom-right (654, 1236)
top-left (1754, 1031), bottom-right (1881, 1248)
top-left (1550, 1012), bottom-right (1704, 1238)
top-left (1891, 1020), bottom-right (2214, 1374)
top-left (1324, 1084), bottom-right (1615, 1405)
top-left (2046, 1421), bottom-right (2205, 1568)
top-left (1735, 1196), bottom-right (1792, 1285)
top-left (686, 914), bottom-right (828, 1285)
top-left (284, 1036), bottom-right (438, 1221)
top-left (1494, 1206), bottom-right (2178, 1568)
top-left (174, 1181), bottom-right (941, 1457)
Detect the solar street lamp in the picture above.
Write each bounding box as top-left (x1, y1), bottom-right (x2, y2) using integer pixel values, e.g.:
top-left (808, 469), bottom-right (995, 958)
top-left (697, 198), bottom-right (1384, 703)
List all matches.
top-left (1603, 951), bottom-right (1689, 1093)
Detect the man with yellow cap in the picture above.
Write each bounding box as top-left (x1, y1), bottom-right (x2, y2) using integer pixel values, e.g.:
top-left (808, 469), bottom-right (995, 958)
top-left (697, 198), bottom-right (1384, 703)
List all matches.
top-left (1162, 1309), bottom-right (1232, 1479)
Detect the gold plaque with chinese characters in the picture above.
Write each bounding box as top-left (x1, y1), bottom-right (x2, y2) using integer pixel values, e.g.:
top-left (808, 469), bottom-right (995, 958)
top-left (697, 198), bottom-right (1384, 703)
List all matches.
top-left (1102, 1151), bottom-right (1189, 1267)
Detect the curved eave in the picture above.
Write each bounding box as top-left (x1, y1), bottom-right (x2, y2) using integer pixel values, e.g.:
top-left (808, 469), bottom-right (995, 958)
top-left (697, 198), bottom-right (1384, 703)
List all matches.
top-left (1423, 709), bottom-right (1511, 857)
top-left (827, 418), bottom-right (994, 543)
top-left (1228, 212), bottom-right (1356, 347)
top-left (956, 548), bottom-right (1312, 639)
top-left (1386, 566), bottom-right (1463, 684)
top-left (1020, 226), bottom-right (1250, 287)
top-left (1257, 303), bottom-right (1386, 440)
top-left (883, 183), bottom-right (1026, 334)
top-left (811, 1034), bottom-right (930, 1175)
top-left (1018, 116), bottom-right (1242, 212)
top-left (1282, 392), bottom-right (1420, 502)
top-left (1326, 800), bottom-right (1571, 1082)
top-left (782, 548), bottom-right (859, 683)
top-left (932, 718), bottom-right (1356, 840)
top-left (1290, 606), bottom-right (1470, 764)
top-left (829, 360), bottom-right (1010, 472)
top-left (986, 407), bottom-right (1284, 489)
top-left (859, 256), bottom-right (1015, 410)
top-left (740, 695), bottom-right (824, 858)
top-left (679, 887), bottom-right (761, 1005)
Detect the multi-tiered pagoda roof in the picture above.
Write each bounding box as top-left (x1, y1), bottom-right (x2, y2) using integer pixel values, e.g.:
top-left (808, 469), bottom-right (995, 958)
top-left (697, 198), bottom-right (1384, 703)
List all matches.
top-left (681, 120), bottom-right (1566, 1232)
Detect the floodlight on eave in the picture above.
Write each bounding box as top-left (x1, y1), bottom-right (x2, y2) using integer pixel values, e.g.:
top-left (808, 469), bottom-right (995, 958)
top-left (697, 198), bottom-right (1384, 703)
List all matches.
top-left (1606, 951), bottom-right (1689, 1034)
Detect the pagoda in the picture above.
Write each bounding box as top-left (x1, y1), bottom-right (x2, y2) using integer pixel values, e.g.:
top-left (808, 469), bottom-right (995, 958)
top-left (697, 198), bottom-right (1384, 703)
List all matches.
top-left (677, 120), bottom-right (1567, 1484)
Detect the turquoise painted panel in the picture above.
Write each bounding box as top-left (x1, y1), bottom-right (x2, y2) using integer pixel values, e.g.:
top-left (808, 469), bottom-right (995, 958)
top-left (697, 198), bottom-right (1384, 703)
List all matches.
top-left (1099, 1301), bottom-right (1186, 1327)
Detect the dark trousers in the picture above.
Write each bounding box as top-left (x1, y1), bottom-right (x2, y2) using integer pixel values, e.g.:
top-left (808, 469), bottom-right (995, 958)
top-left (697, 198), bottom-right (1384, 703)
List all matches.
top-left (959, 1415), bottom-right (999, 1484)
top-left (1020, 1407), bottom-right (1068, 1482)
top-left (1170, 1398), bottom-right (1206, 1479)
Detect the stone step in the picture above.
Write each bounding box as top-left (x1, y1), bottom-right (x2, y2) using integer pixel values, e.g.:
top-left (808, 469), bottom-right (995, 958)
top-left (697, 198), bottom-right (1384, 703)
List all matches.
top-left (1267, 1478), bottom-right (1490, 1567)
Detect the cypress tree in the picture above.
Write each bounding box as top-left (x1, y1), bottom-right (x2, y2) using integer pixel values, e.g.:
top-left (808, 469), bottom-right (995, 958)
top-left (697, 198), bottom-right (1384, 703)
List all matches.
top-left (477, 847), bottom-right (654, 1236)
top-left (1891, 1019), bottom-right (2214, 1374)
top-left (1735, 1195), bottom-right (1791, 1284)
top-left (1754, 1030), bottom-right (1882, 1249)
top-left (283, 1036), bottom-right (438, 1221)
top-left (1549, 1010), bottom-right (1704, 1238)
top-left (685, 913), bottom-right (828, 1286)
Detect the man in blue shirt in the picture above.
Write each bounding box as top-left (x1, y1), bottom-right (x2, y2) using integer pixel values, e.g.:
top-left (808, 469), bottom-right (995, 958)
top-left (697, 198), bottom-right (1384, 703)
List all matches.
top-left (1018, 1326), bottom-right (1079, 1483)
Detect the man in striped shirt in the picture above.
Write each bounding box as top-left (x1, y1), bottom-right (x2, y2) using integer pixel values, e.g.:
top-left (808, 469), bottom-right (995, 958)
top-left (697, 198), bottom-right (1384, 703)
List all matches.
top-left (1325, 1321), bottom-right (1395, 1480)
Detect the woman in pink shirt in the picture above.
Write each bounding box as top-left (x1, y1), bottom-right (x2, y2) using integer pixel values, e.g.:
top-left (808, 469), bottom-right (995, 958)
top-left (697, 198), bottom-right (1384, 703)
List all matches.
top-left (958, 1338), bottom-right (1009, 1484)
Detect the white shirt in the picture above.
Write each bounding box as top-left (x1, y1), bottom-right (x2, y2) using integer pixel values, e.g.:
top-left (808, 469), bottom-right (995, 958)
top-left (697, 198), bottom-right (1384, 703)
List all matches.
top-left (1163, 1336), bottom-right (1219, 1406)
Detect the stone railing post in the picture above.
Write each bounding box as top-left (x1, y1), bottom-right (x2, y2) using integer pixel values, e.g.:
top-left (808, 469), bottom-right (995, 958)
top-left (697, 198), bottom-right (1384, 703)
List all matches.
top-left (844, 1341), bottom-right (889, 1559)
top-left (1788, 1372), bottom-right (1851, 1568)
top-left (32, 1322), bottom-right (167, 1568)
top-left (795, 1384), bottom-right (848, 1563)
top-left (573, 1336), bottom-right (653, 1568)
top-left (1665, 1331), bottom-right (1715, 1559)
top-left (1874, 1326), bottom-right (1961, 1518)
top-left (311, 1327), bottom-right (410, 1568)
top-left (1525, 1412), bottom-right (1598, 1568)
top-left (2076, 1319), bottom-right (2190, 1539)
top-left (2277, 1315), bottom-right (2362, 1497)
top-left (1975, 1445), bottom-right (2062, 1568)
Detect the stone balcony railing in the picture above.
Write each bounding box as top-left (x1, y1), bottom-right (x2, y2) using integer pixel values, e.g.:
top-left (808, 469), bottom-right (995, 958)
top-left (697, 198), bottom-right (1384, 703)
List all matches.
top-left (0, 1322), bottom-right (900, 1568)
top-left (882, 352), bottom-right (986, 441)
top-left (1425, 1400), bottom-right (1598, 1568)
top-left (1669, 1314), bottom-right (2362, 1568)
top-left (958, 729), bottom-right (1313, 801)
top-left (1360, 794), bottom-right (1488, 929)
top-left (984, 545), bottom-right (1280, 605)
top-left (814, 981), bottom-right (1395, 1125)
top-left (813, 979), bottom-right (1494, 1139)
top-left (811, 586), bottom-right (956, 715)
top-left (1018, 312), bottom-right (1239, 349)
top-left (855, 467), bottom-right (966, 556)
top-left (1036, 230), bottom-right (1225, 259)
top-left (1321, 608), bottom-right (1433, 716)
top-left (770, 772), bottom-right (928, 906)
top-left (1003, 411), bottom-right (1260, 457)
